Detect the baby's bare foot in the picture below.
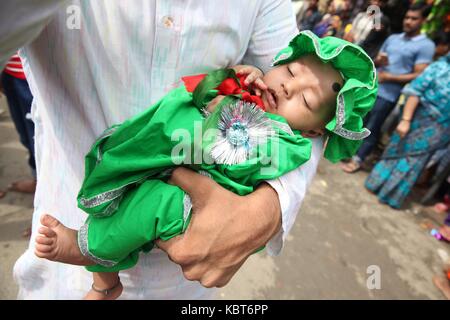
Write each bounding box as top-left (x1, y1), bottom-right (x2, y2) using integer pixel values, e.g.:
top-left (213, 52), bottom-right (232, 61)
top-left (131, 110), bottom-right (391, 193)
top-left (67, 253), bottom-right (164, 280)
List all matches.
top-left (84, 281), bottom-right (123, 300)
top-left (34, 214), bottom-right (94, 266)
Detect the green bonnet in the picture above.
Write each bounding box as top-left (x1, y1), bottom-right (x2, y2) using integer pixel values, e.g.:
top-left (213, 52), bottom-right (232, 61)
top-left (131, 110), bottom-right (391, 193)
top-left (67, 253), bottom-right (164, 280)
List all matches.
top-left (271, 30), bottom-right (378, 163)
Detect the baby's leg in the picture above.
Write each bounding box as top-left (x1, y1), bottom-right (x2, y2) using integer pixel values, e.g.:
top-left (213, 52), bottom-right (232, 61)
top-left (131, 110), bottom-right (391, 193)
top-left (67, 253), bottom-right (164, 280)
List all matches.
top-left (82, 179), bottom-right (188, 272)
top-left (35, 214), bottom-right (95, 266)
top-left (35, 179), bottom-right (187, 271)
top-left (84, 272), bottom-right (123, 300)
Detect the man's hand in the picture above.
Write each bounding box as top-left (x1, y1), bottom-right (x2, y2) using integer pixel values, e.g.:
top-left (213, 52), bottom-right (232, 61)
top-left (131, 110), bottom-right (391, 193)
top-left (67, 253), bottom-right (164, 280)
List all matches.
top-left (156, 167), bottom-right (281, 288)
top-left (377, 71), bottom-right (391, 83)
top-left (374, 52), bottom-right (389, 67)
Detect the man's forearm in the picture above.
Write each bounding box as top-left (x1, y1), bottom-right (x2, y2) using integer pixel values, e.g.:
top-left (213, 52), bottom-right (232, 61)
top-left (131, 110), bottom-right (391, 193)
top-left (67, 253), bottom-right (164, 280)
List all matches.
top-left (0, 0), bottom-right (67, 66)
top-left (248, 182), bottom-right (282, 244)
top-left (386, 72), bottom-right (420, 84)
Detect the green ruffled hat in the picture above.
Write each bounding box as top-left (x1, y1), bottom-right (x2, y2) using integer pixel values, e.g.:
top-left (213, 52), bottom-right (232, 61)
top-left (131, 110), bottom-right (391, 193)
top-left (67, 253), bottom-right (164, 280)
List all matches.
top-left (271, 30), bottom-right (378, 163)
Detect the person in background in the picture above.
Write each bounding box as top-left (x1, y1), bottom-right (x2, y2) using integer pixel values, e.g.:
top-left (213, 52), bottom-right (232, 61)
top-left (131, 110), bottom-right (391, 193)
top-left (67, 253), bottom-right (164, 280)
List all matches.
top-left (364, 53), bottom-right (449, 209)
top-left (383, 0), bottom-right (410, 34)
top-left (433, 31), bottom-right (449, 60)
top-left (360, 14), bottom-right (391, 59)
top-left (432, 184), bottom-right (450, 300)
top-left (298, 0), bottom-right (323, 32)
top-left (341, 3), bottom-right (435, 173)
top-left (1, 54), bottom-right (36, 195)
top-left (343, 0), bottom-right (388, 46)
top-left (432, 263), bottom-right (450, 300)
top-left (324, 15), bottom-right (343, 37)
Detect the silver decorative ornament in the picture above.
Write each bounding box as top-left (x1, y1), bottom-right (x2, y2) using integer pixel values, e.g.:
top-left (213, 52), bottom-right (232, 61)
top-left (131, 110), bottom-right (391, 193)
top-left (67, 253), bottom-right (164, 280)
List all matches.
top-left (209, 101), bottom-right (274, 165)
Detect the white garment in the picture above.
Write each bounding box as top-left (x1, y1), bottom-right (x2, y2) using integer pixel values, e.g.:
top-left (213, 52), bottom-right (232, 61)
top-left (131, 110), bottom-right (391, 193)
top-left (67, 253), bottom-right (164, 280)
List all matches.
top-left (351, 12), bottom-right (374, 45)
top-left (0, 0), bottom-right (323, 299)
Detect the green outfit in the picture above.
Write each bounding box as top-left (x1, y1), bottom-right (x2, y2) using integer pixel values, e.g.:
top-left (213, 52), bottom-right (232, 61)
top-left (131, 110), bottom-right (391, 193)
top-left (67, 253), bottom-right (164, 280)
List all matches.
top-left (76, 31), bottom-right (378, 272)
top-left (78, 70), bottom-right (311, 272)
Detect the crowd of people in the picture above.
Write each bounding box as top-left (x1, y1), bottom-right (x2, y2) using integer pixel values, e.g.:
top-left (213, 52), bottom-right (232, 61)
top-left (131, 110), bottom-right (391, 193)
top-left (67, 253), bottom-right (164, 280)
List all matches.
top-left (296, 0), bottom-right (450, 299)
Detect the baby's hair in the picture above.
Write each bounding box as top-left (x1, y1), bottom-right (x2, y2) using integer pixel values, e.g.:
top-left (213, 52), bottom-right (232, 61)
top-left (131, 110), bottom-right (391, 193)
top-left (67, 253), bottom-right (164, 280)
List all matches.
top-left (332, 82), bottom-right (341, 93)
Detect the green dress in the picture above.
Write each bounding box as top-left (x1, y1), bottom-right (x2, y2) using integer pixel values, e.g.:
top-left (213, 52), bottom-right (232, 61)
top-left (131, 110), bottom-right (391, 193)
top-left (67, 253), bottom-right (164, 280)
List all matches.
top-left (76, 69), bottom-right (312, 272)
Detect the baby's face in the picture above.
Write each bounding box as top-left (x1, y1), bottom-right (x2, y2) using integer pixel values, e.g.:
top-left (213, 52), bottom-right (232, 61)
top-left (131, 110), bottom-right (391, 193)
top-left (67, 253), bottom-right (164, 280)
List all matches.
top-left (261, 55), bottom-right (343, 135)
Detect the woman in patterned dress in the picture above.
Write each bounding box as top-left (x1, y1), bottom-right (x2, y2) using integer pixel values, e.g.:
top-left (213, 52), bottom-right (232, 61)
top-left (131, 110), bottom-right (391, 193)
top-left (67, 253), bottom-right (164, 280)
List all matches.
top-left (365, 53), bottom-right (450, 209)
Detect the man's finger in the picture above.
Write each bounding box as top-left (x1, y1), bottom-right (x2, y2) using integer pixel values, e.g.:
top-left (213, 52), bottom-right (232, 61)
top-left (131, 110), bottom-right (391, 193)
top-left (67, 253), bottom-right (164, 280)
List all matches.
top-left (168, 167), bottom-right (210, 197)
top-left (155, 235), bottom-right (182, 254)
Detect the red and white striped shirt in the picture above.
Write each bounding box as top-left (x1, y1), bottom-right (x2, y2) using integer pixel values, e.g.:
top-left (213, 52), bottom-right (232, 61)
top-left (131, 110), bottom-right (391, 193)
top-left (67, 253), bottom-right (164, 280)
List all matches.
top-left (4, 54), bottom-right (26, 79)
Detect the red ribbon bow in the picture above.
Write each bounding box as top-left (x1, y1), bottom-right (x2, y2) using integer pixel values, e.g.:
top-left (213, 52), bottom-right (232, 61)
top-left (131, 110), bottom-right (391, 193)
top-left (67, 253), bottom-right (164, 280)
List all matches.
top-left (182, 73), bottom-right (265, 110)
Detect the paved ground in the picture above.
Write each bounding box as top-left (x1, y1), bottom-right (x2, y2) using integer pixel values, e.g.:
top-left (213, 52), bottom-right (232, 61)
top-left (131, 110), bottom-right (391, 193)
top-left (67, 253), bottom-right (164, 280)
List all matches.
top-left (1, 95), bottom-right (449, 300)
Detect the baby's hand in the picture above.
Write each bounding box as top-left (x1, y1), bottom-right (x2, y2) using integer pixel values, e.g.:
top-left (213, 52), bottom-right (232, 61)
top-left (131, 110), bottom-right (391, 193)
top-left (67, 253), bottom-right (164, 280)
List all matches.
top-left (206, 95), bottom-right (226, 113)
top-left (232, 65), bottom-right (268, 97)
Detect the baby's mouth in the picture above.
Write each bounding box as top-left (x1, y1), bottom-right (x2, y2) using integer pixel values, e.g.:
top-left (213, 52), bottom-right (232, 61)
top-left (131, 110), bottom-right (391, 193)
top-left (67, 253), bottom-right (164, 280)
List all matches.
top-left (266, 88), bottom-right (278, 110)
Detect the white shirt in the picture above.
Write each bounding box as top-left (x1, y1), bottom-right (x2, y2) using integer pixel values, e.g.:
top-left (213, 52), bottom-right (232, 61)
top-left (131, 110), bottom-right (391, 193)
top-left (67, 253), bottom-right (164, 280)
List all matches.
top-left (0, 0), bottom-right (323, 299)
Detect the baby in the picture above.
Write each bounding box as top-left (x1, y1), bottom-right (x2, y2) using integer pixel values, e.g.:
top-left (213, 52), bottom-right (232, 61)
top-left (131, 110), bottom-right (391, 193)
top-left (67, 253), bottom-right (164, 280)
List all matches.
top-left (34, 31), bottom-right (377, 299)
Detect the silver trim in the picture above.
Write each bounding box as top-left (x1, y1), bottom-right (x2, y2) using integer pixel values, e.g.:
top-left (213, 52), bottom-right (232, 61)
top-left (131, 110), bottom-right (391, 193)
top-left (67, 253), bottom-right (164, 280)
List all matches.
top-left (333, 95), bottom-right (371, 140)
top-left (269, 119), bottom-right (294, 136)
top-left (78, 223), bottom-right (118, 268)
top-left (96, 126), bottom-right (118, 164)
top-left (79, 186), bottom-right (126, 209)
top-left (182, 193), bottom-right (193, 230)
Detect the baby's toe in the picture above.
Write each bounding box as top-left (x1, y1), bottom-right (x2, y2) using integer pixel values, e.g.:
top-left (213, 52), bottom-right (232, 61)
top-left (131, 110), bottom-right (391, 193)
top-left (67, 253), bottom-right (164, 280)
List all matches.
top-left (35, 243), bottom-right (54, 253)
top-left (36, 235), bottom-right (54, 245)
top-left (38, 226), bottom-right (56, 238)
top-left (40, 214), bottom-right (61, 229)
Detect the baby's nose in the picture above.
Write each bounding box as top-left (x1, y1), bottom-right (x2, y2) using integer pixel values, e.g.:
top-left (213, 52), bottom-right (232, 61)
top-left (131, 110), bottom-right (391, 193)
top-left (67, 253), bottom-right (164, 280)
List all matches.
top-left (282, 81), bottom-right (299, 99)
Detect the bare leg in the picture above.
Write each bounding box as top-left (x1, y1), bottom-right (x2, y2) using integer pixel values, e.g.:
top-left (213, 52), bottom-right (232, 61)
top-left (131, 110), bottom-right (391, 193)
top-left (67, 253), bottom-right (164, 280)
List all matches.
top-left (84, 272), bottom-right (123, 300)
top-left (439, 225), bottom-right (450, 241)
top-left (35, 214), bottom-right (94, 266)
top-left (432, 275), bottom-right (450, 300)
top-left (9, 178), bottom-right (37, 193)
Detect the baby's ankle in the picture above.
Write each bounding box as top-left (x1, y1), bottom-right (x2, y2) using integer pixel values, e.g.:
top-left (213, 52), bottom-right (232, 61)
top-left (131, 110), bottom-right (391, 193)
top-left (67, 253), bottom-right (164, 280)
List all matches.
top-left (84, 277), bottom-right (123, 300)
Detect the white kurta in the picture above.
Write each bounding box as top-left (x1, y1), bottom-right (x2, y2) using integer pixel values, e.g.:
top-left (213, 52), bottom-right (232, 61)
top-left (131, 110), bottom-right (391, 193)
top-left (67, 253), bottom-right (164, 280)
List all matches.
top-left (0, 0), bottom-right (323, 299)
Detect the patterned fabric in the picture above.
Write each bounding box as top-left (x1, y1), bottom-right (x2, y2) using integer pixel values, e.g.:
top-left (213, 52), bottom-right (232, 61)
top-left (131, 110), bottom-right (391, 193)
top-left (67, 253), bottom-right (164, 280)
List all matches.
top-left (365, 55), bottom-right (450, 209)
top-left (3, 54), bottom-right (26, 79)
top-left (402, 54), bottom-right (450, 124)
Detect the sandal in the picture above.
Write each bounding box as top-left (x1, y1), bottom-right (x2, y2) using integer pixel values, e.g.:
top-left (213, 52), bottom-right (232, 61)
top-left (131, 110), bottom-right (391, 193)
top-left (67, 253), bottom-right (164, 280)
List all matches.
top-left (340, 160), bottom-right (361, 173)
